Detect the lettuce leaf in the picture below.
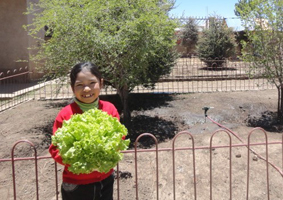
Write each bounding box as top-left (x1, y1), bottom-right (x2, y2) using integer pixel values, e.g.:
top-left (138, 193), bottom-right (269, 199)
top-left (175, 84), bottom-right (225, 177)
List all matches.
top-left (52, 109), bottom-right (129, 174)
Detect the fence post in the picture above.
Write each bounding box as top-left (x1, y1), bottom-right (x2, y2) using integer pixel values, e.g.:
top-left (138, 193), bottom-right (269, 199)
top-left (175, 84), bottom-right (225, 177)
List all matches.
top-left (11, 140), bottom-right (39, 200)
top-left (134, 133), bottom-right (159, 200)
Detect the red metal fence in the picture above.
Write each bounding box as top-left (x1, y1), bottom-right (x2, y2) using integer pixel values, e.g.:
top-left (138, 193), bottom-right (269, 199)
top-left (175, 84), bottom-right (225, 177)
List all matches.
top-left (0, 58), bottom-right (274, 112)
top-left (1, 124), bottom-right (282, 200)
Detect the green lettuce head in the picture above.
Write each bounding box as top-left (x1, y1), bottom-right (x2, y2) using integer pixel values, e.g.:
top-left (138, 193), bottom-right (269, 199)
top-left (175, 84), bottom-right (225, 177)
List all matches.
top-left (52, 109), bottom-right (130, 174)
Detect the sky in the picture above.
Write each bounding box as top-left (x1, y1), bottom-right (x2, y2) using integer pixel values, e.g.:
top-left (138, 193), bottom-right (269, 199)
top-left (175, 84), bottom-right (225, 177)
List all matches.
top-left (169, 0), bottom-right (244, 31)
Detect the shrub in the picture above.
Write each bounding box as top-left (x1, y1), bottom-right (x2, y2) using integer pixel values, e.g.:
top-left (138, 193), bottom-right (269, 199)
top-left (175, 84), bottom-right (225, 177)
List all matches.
top-left (181, 18), bottom-right (199, 56)
top-left (197, 17), bottom-right (236, 68)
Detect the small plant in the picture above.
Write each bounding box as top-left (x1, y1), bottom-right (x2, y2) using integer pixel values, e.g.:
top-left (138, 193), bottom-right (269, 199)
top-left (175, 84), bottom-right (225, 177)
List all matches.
top-left (197, 17), bottom-right (236, 68)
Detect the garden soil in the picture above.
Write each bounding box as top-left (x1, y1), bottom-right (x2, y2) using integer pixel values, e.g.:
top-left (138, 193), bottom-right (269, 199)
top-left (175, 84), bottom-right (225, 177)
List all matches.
top-left (0, 89), bottom-right (283, 200)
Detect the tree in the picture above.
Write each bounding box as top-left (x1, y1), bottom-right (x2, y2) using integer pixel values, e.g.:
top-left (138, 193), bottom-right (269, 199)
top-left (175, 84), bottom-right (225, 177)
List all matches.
top-left (234, 0), bottom-right (256, 17)
top-left (181, 18), bottom-right (199, 56)
top-left (25, 0), bottom-right (179, 127)
top-left (197, 17), bottom-right (236, 68)
top-left (235, 0), bottom-right (283, 122)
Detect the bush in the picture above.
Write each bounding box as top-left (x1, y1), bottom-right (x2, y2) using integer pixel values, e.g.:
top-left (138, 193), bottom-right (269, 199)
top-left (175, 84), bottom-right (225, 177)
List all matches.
top-left (181, 18), bottom-right (198, 56)
top-left (197, 17), bottom-right (236, 68)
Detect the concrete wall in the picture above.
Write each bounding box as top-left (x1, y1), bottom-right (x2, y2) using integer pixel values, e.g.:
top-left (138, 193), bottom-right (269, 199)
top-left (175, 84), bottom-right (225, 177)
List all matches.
top-left (0, 0), bottom-right (29, 71)
top-left (0, 0), bottom-right (43, 80)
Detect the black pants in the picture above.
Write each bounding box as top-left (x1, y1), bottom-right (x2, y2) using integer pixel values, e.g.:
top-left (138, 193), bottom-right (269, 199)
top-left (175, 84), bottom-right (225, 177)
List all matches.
top-left (61, 174), bottom-right (114, 200)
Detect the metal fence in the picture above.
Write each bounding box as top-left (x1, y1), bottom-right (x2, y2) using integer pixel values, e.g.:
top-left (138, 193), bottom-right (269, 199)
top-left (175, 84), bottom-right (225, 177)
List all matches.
top-left (0, 58), bottom-right (274, 112)
top-left (0, 120), bottom-right (282, 200)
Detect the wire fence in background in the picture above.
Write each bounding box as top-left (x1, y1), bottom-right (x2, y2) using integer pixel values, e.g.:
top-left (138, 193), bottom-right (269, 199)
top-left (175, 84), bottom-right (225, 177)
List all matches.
top-left (0, 57), bottom-right (274, 112)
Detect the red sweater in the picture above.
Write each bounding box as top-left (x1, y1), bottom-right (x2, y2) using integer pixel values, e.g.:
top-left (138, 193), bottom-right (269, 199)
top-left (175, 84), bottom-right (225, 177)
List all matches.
top-left (49, 100), bottom-right (120, 185)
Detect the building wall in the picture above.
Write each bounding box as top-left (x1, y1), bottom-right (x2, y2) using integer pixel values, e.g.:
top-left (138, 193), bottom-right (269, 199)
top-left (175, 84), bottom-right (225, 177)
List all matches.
top-left (0, 0), bottom-right (43, 80)
top-left (0, 0), bottom-right (29, 71)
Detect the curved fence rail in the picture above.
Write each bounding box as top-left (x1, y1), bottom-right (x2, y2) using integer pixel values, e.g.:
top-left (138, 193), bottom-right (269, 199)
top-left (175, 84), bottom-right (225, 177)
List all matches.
top-left (0, 128), bottom-right (282, 200)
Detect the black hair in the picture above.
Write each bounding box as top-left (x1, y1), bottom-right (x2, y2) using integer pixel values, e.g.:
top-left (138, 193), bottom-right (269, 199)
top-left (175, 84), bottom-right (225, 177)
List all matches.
top-left (70, 62), bottom-right (102, 88)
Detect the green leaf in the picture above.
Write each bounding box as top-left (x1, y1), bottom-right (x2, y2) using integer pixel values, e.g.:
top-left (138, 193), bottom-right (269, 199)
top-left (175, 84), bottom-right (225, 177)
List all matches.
top-left (52, 109), bottom-right (129, 174)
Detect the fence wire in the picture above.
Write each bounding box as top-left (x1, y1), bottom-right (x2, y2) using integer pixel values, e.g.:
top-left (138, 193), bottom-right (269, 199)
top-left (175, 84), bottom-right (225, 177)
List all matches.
top-left (0, 58), bottom-right (274, 112)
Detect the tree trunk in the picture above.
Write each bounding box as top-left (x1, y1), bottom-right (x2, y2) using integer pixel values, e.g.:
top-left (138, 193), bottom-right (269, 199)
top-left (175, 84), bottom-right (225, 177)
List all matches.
top-left (277, 85), bottom-right (283, 123)
top-left (117, 85), bottom-right (131, 128)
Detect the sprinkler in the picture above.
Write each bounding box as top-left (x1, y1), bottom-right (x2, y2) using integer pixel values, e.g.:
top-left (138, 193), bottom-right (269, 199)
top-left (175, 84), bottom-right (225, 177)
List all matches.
top-left (202, 106), bottom-right (214, 121)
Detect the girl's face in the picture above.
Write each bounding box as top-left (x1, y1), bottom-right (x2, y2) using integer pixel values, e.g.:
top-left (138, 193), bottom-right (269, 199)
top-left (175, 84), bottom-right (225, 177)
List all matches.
top-left (73, 68), bottom-right (103, 104)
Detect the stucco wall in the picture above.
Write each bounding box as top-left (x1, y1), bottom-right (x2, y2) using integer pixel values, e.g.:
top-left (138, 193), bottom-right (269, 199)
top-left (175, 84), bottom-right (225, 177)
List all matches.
top-left (0, 0), bottom-right (29, 71)
top-left (0, 0), bottom-right (43, 80)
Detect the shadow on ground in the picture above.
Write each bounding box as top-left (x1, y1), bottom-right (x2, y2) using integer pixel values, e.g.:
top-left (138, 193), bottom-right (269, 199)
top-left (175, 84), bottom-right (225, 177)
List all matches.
top-left (102, 93), bottom-right (178, 148)
top-left (199, 67), bottom-right (237, 71)
top-left (42, 93), bottom-right (178, 149)
top-left (31, 119), bottom-right (54, 151)
top-left (246, 110), bottom-right (283, 132)
top-left (100, 93), bottom-right (174, 112)
top-left (127, 115), bottom-right (178, 148)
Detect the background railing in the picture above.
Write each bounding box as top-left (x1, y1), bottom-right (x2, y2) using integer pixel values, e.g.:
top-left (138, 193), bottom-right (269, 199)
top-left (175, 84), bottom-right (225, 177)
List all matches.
top-left (0, 58), bottom-right (274, 112)
top-left (0, 58), bottom-right (282, 199)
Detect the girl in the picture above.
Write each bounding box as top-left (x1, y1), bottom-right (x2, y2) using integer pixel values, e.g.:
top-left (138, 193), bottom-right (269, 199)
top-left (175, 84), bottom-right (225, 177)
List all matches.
top-left (49, 62), bottom-right (119, 200)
